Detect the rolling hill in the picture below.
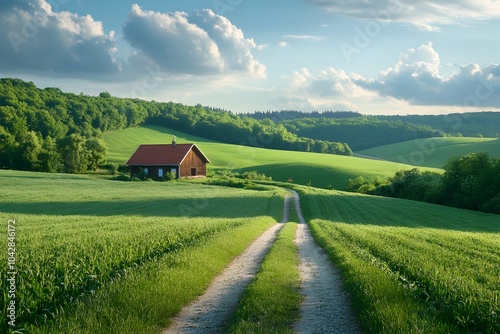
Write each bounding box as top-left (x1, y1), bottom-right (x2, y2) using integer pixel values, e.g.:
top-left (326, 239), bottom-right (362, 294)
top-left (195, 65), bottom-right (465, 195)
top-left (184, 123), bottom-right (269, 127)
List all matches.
top-left (103, 125), bottom-right (440, 190)
top-left (358, 137), bottom-right (500, 168)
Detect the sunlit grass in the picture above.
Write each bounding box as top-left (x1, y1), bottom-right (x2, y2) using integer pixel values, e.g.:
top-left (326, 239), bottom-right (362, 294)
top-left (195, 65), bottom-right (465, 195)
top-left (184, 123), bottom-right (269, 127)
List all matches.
top-left (0, 169), bottom-right (283, 332)
top-left (295, 185), bottom-right (500, 333)
top-left (103, 125), bottom-right (439, 190)
top-left (359, 137), bottom-right (500, 168)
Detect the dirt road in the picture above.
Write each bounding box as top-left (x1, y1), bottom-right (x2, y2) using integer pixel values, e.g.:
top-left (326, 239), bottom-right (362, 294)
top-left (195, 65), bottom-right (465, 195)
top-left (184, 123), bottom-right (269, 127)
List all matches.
top-left (162, 191), bottom-right (361, 333)
top-left (290, 189), bottom-right (362, 334)
top-left (162, 195), bottom-right (291, 334)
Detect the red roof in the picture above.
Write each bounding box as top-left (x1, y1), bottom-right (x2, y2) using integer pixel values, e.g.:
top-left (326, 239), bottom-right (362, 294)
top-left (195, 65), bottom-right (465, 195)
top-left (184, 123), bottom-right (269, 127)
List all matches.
top-left (126, 144), bottom-right (210, 166)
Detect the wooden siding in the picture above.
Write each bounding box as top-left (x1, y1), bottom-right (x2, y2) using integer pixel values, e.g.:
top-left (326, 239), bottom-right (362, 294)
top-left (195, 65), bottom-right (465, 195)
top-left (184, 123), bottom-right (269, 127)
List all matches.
top-left (180, 149), bottom-right (207, 177)
top-left (129, 149), bottom-right (207, 179)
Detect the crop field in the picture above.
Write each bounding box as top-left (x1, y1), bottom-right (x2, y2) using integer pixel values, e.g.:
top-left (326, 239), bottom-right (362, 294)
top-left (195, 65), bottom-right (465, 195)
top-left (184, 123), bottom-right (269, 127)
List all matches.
top-left (103, 125), bottom-right (439, 190)
top-left (0, 170), bottom-right (283, 332)
top-left (297, 186), bottom-right (500, 333)
top-left (359, 137), bottom-right (500, 168)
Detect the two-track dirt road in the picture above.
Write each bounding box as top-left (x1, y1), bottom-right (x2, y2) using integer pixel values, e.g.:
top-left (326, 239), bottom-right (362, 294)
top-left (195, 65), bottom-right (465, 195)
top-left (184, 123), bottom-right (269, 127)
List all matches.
top-left (163, 190), bottom-right (361, 333)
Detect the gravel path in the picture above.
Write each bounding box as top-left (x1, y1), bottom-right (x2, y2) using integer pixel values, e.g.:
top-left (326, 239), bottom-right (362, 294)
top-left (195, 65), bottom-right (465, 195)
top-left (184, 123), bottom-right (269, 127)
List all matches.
top-left (162, 191), bottom-right (362, 334)
top-left (291, 189), bottom-right (363, 334)
top-left (162, 195), bottom-right (291, 334)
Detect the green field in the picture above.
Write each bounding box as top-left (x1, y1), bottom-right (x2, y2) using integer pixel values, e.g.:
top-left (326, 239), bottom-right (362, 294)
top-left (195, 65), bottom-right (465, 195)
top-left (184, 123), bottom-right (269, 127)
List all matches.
top-left (0, 170), bottom-right (283, 332)
top-left (359, 137), bottom-right (500, 168)
top-left (103, 125), bottom-right (439, 190)
top-left (296, 185), bottom-right (500, 333)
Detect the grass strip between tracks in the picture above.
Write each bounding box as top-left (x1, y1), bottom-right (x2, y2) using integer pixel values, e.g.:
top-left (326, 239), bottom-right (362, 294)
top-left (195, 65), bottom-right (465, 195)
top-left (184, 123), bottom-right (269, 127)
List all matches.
top-left (228, 220), bottom-right (301, 334)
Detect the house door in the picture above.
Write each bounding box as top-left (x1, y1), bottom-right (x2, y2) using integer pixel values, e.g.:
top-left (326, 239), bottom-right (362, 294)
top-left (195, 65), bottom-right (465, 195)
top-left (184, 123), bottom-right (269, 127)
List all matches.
top-left (191, 168), bottom-right (196, 176)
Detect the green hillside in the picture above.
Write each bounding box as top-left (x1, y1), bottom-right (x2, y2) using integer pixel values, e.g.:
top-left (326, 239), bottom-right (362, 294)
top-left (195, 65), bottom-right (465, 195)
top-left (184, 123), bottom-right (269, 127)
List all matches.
top-left (358, 137), bottom-right (500, 168)
top-left (103, 125), bottom-right (439, 190)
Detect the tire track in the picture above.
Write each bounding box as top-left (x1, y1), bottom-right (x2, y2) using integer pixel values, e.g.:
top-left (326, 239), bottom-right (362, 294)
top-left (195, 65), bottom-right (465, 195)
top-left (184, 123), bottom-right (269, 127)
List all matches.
top-left (162, 195), bottom-right (291, 334)
top-left (291, 189), bottom-right (362, 334)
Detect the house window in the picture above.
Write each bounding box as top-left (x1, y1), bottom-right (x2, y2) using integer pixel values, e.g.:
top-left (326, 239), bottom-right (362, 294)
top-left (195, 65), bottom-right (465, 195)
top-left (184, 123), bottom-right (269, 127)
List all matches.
top-left (171, 168), bottom-right (177, 177)
top-left (191, 168), bottom-right (196, 176)
top-left (158, 168), bottom-right (164, 178)
top-left (143, 168), bottom-right (149, 175)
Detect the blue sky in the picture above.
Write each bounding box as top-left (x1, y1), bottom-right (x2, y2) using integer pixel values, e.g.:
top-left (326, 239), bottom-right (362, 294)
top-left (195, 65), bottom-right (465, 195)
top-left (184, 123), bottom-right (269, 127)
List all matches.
top-left (1, 0), bottom-right (500, 115)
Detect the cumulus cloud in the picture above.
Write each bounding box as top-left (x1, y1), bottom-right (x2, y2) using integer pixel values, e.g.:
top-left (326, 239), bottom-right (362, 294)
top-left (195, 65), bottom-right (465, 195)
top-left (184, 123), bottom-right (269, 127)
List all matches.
top-left (123, 4), bottom-right (266, 77)
top-left (0, 0), bottom-right (119, 76)
top-left (354, 43), bottom-right (500, 107)
top-left (276, 42), bottom-right (500, 110)
top-left (275, 67), bottom-right (371, 111)
top-left (290, 67), bottom-right (367, 98)
top-left (308, 0), bottom-right (500, 30)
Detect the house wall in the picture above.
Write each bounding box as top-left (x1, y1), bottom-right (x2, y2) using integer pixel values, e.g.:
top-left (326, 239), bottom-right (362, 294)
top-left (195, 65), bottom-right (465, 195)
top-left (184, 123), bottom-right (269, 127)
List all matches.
top-left (180, 149), bottom-right (207, 177)
top-left (130, 166), bottom-right (179, 178)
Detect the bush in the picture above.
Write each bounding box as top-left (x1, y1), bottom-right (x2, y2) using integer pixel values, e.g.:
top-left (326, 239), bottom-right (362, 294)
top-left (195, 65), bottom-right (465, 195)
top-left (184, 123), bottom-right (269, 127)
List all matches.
top-left (347, 153), bottom-right (500, 215)
top-left (241, 171), bottom-right (272, 181)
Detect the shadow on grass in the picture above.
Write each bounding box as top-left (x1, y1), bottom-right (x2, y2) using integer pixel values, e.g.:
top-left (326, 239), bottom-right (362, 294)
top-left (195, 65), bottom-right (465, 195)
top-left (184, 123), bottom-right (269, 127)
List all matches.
top-left (2, 195), bottom-right (281, 220)
top-left (294, 187), bottom-right (500, 233)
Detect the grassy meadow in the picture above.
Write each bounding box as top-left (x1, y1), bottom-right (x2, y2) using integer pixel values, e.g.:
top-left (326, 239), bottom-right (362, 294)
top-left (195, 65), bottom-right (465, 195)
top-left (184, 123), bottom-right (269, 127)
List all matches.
top-left (103, 125), bottom-right (439, 190)
top-left (295, 185), bottom-right (500, 333)
top-left (359, 137), bottom-right (500, 168)
top-left (0, 170), bottom-right (284, 332)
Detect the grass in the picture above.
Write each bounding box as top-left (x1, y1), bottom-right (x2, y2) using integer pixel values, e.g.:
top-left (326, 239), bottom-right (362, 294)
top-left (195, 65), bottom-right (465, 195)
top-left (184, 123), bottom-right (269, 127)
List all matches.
top-left (295, 185), bottom-right (500, 334)
top-left (28, 216), bottom-right (275, 334)
top-left (228, 221), bottom-right (301, 333)
top-left (103, 125), bottom-right (440, 190)
top-left (359, 137), bottom-right (500, 168)
top-left (0, 170), bottom-right (283, 332)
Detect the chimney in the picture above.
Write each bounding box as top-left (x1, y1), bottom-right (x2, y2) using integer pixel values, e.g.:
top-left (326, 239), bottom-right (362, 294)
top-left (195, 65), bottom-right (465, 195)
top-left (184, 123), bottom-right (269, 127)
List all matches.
top-left (172, 135), bottom-right (176, 147)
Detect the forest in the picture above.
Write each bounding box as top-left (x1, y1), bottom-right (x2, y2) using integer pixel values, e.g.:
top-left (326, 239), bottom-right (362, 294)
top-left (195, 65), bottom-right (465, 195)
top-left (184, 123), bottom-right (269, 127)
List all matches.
top-left (347, 152), bottom-right (500, 214)
top-left (2, 78), bottom-right (499, 174)
top-left (0, 78), bottom-right (351, 173)
top-left (247, 110), bottom-right (500, 150)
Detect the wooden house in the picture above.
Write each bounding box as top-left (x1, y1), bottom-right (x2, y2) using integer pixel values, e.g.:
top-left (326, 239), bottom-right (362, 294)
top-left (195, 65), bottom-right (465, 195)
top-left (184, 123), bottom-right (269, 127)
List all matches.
top-left (126, 140), bottom-right (210, 179)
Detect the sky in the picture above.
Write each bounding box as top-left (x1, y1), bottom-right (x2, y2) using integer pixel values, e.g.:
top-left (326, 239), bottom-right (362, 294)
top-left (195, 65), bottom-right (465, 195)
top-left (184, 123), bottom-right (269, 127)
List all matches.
top-left (1, 0), bottom-right (500, 115)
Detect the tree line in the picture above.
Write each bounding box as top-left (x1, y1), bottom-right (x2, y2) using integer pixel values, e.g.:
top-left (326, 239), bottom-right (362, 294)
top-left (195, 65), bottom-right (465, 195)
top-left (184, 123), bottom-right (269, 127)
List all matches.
top-left (245, 110), bottom-right (500, 150)
top-left (146, 105), bottom-right (352, 156)
top-left (0, 78), bottom-right (352, 173)
top-left (378, 112), bottom-right (500, 138)
top-left (247, 110), bottom-right (363, 120)
top-left (280, 117), bottom-right (441, 150)
top-left (347, 152), bottom-right (500, 214)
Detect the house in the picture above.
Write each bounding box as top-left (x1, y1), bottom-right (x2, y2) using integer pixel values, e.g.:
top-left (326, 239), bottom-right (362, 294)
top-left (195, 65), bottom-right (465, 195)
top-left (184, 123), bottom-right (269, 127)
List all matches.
top-left (126, 139), bottom-right (210, 179)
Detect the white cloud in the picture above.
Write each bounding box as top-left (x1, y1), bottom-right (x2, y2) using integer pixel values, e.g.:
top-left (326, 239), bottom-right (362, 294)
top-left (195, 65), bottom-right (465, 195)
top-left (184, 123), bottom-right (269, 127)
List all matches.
top-left (0, 0), bottom-right (119, 76)
top-left (354, 43), bottom-right (500, 107)
top-left (308, 0), bottom-right (500, 30)
top-left (278, 41), bottom-right (289, 48)
top-left (123, 5), bottom-right (266, 78)
top-left (274, 42), bottom-right (500, 111)
top-left (283, 34), bottom-right (326, 41)
top-left (275, 66), bottom-right (373, 111)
